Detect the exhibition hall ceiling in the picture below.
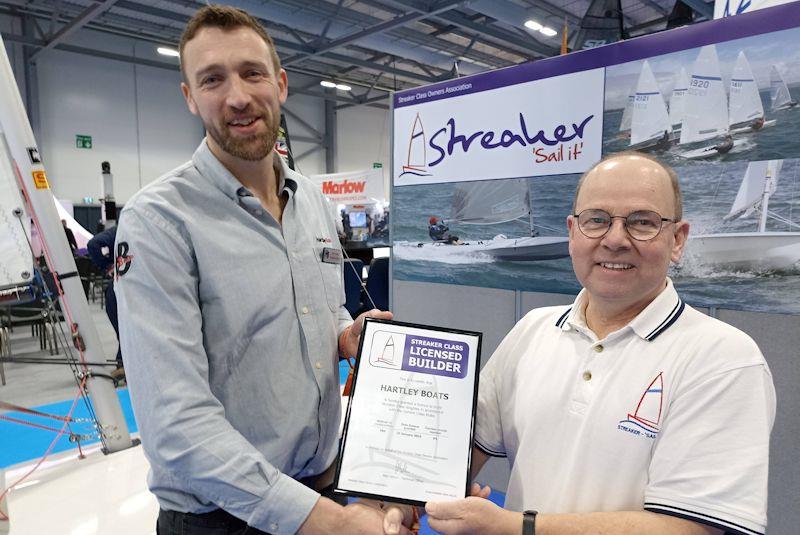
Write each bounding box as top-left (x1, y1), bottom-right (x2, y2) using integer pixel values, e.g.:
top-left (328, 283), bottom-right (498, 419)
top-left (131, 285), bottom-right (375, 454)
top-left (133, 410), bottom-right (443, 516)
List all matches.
top-left (0, 0), bottom-right (709, 107)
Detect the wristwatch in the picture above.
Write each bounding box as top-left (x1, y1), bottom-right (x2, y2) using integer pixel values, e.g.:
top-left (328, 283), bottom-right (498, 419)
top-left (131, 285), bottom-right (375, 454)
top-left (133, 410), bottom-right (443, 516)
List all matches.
top-left (522, 510), bottom-right (538, 535)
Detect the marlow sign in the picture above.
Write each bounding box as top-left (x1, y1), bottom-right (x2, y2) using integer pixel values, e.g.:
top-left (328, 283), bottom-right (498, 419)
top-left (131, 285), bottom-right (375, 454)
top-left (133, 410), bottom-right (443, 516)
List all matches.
top-left (311, 168), bottom-right (385, 203)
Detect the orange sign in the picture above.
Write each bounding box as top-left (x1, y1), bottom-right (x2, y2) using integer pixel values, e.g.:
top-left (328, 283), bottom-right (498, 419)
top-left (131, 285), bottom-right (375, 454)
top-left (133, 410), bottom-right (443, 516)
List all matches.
top-left (32, 170), bottom-right (50, 189)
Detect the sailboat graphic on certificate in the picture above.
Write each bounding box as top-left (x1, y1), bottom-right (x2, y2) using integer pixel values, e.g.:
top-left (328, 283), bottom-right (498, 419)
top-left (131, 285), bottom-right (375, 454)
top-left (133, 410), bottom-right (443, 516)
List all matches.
top-left (619, 372), bottom-right (663, 435)
top-left (376, 336), bottom-right (396, 365)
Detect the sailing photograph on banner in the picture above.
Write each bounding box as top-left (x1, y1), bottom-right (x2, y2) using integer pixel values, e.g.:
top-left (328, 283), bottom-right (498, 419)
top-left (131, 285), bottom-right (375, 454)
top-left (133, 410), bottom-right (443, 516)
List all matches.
top-left (392, 157), bottom-right (800, 314)
top-left (603, 26), bottom-right (800, 164)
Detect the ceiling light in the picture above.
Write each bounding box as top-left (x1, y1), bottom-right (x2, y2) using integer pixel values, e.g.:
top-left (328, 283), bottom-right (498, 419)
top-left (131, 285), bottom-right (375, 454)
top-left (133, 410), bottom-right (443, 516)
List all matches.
top-left (157, 47), bottom-right (179, 57)
top-left (335, 84), bottom-right (352, 91)
top-left (524, 20), bottom-right (542, 31)
top-left (320, 80), bottom-right (337, 88)
top-left (540, 27), bottom-right (558, 37)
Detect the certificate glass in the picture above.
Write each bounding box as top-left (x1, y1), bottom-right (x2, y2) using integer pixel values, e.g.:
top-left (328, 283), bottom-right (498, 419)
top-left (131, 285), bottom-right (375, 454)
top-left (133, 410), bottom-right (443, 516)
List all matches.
top-left (334, 318), bottom-right (482, 506)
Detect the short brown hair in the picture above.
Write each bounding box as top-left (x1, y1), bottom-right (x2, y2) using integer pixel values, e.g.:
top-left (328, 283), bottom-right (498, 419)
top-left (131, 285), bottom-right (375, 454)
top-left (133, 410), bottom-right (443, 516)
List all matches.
top-left (572, 151), bottom-right (683, 220)
top-left (179, 5), bottom-right (281, 80)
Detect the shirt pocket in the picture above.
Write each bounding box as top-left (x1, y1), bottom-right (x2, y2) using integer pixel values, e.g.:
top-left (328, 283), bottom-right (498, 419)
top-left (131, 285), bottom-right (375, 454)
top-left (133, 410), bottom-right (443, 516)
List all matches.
top-left (315, 246), bottom-right (344, 312)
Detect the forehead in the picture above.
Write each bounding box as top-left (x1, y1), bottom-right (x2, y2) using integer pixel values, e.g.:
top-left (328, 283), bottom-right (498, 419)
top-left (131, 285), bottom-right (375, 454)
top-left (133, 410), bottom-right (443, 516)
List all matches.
top-left (576, 156), bottom-right (675, 214)
top-left (182, 26), bottom-right (272, 74)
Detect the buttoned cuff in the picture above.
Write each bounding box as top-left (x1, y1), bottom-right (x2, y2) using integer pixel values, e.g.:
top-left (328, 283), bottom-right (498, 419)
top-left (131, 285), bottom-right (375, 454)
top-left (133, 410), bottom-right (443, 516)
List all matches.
top-left (249, 474), bottom-right (321, 535)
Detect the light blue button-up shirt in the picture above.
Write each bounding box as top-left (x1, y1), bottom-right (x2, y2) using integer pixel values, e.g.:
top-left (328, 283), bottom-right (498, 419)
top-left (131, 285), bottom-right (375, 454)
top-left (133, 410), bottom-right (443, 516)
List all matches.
top-left (116, 141), bottom-right (353, 534)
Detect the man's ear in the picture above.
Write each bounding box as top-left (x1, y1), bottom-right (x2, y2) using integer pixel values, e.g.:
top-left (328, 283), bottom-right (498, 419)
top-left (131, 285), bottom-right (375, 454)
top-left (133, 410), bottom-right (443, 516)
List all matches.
top-left (181, 82), bottom-right (199, 116)
top-left (670, 220), bottom-right (690, 263)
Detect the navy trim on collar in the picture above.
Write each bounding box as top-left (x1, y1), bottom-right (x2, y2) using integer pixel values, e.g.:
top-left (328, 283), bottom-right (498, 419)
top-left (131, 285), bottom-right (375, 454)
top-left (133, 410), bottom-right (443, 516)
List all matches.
top-left (645, 300), bottom-right (685, 341)
top-left (555, 308), bottom-right (572, 328)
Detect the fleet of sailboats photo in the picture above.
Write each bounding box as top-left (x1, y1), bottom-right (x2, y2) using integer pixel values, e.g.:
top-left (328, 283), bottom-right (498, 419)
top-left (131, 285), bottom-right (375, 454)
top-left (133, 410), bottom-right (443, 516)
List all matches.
top-left (617, 44), bottom-right (795, 161)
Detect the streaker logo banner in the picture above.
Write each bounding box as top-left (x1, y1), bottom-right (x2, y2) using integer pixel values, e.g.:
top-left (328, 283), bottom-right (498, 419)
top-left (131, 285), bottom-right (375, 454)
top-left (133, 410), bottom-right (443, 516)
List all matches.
top-left (311, 168), bottom-right (385, 203)
top-left (393, 68), bottom-right (604, 186)
top-left (403, 334), bottom-right (468, 379)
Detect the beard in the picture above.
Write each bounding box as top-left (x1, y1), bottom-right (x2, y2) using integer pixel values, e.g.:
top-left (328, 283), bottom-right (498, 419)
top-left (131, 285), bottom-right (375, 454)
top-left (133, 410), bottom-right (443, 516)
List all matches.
top-left (205, 110), bottom-right (279, 161)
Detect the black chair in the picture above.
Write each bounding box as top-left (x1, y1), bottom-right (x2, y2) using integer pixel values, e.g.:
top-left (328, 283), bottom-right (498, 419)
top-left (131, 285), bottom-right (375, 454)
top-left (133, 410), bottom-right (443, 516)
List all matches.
top-left (342, 258), bottom-right (365, 318)
top-left (364, 257), bottom-right (389, 312)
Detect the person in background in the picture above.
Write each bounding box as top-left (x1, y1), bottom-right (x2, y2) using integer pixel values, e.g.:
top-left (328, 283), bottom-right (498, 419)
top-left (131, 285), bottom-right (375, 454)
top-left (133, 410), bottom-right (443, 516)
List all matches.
top-left (87, 225), bottom-right (124, 382)
top-left (426, 152), bottom-right (775, 535)
top-left (61, 219), bottom-right (78, 252)
top-left (115, 5), bottom-right (412, 535)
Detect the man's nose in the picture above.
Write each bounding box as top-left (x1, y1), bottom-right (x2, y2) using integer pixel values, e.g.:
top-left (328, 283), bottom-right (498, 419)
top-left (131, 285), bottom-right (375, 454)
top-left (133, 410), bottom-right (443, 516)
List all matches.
top-left (226, 77), bottom-right (251, 109)
top-left (601, 218), bottom-right (631, 249)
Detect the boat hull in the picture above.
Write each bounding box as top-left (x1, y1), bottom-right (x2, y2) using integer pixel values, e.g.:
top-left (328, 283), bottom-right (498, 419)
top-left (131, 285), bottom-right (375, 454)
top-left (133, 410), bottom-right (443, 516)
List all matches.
top-left (397, 236), bottom-right (570, 262)
top-left (687, 232), bottom-right (800, 271)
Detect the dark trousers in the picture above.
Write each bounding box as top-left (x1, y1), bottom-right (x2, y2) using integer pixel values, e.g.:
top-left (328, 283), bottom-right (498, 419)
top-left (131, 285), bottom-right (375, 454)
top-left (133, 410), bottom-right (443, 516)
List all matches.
top-left (157, 508), bottom-right (269, 535)
top-left (105, 282), bottom-right (122, 366)
top-left (156, 484), bottom-right (346, 534)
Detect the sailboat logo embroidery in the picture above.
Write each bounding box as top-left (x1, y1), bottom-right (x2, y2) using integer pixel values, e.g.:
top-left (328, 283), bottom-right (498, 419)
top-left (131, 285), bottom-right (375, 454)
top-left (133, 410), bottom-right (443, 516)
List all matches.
top-left (617, 372), bottom-right (663, 439)
top-left (400, 113), bottom-right (432, 178)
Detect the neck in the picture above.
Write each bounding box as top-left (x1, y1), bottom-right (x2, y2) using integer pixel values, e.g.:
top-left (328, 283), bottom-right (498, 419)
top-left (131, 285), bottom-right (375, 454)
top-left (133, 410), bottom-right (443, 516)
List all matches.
top-left (207, 138), bottom-right (280, 200)
top-left (583, 281), bottom-right (667, 339)
top-left (207, 138), bottom-right (286, 222)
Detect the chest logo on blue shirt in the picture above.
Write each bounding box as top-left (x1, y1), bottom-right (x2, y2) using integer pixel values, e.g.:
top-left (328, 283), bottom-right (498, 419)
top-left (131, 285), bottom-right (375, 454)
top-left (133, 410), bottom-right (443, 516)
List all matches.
top-left (617, 372), bottom-right (663, 440)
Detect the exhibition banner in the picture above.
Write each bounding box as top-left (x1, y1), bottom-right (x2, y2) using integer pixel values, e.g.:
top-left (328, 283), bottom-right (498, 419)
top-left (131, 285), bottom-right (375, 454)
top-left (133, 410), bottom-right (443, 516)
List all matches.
top-left (393, 68), bottom-right (604, 186)
top-left (311, 168), bottom-right (385, 204)
top-left (392, 3), bottom-right (800, 314)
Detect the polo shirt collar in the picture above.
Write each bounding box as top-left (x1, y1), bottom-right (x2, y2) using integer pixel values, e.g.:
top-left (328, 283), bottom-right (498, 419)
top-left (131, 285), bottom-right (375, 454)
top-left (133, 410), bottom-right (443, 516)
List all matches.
top-left (557, 278), bottom-right (685, 342)
top-left (191, 139), bottom-right (298, 201)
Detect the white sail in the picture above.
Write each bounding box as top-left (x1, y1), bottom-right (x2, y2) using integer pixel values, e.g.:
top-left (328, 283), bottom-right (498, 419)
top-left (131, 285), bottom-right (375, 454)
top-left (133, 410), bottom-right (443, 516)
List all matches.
top-left (679, 45), bottom-right (729, 145)
top-left (725, 160), bottom-right (782, 221)
top-left (0, 134), bottom-right (32, 287)
top-left (619, 84), bottom-right (636, 132)
top-left (630, 60), bottom-right (672, 147)
top-left (450, 178), bottom-right (530, 225)
top-left (669, 67), bottom-right (689, 128)
top-left (770, 65), bottom-right (794, 111)
top-left (729, 52), bottom-right (764, 127)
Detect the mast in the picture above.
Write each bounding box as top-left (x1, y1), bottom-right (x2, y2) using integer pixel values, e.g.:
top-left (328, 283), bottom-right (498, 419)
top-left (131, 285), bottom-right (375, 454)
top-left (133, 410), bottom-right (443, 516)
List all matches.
top-left (759, 165), bottom-right (773, 233)
top-left (0, 34), bottom-right (132, 452)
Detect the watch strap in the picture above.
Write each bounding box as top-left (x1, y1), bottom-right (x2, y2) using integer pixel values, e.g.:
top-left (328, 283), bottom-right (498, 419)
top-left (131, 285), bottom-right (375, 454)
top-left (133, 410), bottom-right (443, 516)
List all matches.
top-left (522, 510), bottom-right (538, 535)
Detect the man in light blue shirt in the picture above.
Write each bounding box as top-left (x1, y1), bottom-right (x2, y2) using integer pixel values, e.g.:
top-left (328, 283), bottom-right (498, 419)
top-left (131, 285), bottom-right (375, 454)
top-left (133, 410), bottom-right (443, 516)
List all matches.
top-left (115, 5), bottom-right (411, 535)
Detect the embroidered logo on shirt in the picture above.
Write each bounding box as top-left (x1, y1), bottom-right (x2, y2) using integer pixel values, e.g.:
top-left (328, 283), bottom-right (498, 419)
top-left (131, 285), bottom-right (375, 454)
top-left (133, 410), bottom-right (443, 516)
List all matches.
top-left (617, 372), bottom-right (663, 439)
top-left (315, 236), bottom-right (332, 243)
top-left (115, 242), bottom-right (134, 280)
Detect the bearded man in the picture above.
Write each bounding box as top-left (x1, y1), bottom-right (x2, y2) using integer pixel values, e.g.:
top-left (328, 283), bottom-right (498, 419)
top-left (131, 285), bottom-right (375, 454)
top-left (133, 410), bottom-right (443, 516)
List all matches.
top-left (115, 5), bottom-right (410, 535)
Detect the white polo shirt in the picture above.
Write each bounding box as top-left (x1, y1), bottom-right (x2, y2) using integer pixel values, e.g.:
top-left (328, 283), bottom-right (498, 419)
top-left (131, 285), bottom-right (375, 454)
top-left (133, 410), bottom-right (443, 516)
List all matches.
top-left (475, 279), bottom-right (775, 535)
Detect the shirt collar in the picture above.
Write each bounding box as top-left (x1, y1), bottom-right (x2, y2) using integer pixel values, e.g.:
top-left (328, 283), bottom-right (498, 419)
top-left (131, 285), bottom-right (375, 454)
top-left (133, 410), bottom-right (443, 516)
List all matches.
top-left (557, 278), bottom-right (685, 342)
top-left (192, 139), bottom-right (298, 201)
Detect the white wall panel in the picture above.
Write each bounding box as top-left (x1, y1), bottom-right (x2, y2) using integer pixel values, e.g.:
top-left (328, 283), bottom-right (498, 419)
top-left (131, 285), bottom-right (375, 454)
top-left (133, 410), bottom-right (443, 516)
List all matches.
top-left (135, 63), bottom-right (203, 194)
top-left (37, 48), bottom-right (140, 203)
top-left (337, 104), bottom-right (390, 192)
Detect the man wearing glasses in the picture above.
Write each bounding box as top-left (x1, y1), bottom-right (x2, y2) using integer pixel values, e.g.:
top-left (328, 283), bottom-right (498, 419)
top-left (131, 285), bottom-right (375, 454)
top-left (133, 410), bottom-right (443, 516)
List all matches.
top-left (426, 152), bottom-right (775, 535)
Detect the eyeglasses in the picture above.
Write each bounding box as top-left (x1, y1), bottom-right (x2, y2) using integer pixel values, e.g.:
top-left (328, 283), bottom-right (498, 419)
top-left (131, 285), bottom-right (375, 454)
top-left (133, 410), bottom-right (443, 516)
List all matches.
top-left (573, 209), bottom-right (677, 241)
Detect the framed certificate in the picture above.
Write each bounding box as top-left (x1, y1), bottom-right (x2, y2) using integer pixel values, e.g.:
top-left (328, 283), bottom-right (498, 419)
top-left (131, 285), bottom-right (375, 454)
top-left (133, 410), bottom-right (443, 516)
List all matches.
top-left (334, 318), bottom-right (482, 506)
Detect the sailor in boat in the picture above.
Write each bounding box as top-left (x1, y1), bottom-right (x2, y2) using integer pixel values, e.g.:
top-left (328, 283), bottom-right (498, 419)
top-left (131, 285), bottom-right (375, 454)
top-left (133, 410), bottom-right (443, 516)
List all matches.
top-left (750, 116), bottom-right (766, 131)
top-left (713, 134), bottom-right (734, 154)
top-left (428, 216), bottom-right (462, 244)
top-left (114, 5), bottom-right (412, 535)
top-left (425, 152), bottom-right (774, 535)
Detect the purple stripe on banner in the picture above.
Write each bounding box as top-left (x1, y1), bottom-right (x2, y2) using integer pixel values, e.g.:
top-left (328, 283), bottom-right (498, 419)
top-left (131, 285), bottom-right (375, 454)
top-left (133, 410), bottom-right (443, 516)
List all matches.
top-left (393, 2), bottom-right (800, 109)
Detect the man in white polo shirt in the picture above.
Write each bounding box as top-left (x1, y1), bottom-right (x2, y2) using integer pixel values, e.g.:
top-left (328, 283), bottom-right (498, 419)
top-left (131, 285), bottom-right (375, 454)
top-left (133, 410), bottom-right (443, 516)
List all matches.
top-left (426, 152), bottom-right (775, 535)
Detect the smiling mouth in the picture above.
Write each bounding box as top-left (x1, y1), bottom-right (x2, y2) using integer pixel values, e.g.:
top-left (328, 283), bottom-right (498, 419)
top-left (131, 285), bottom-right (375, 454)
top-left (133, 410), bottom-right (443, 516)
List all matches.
top-left (228, 116), bottom-right (259, 127)
top-left (599, 262), bottom-right (634, 270)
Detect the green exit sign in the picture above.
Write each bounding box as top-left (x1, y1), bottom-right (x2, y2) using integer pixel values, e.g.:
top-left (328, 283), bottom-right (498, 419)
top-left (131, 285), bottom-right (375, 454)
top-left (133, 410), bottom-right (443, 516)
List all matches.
top-left (76, 135), bottom-right (92, 149)
top-left (373, 162), bottom-right (383, 169)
